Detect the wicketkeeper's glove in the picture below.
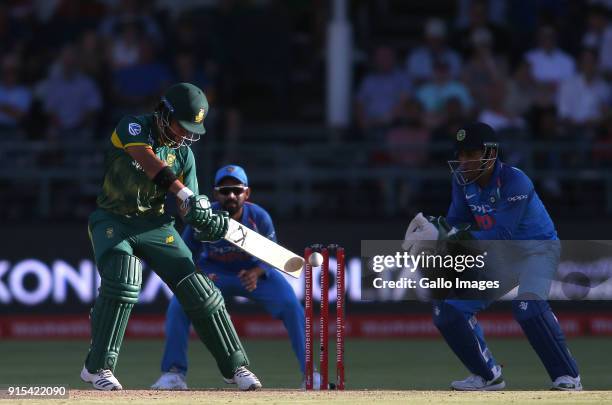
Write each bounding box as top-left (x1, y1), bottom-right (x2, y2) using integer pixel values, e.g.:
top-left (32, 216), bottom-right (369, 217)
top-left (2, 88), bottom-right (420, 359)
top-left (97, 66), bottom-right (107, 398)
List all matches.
top-left (426, 216), bottom-right (474, 241)
top-left (402, 212), bottom-right (439, 254)
top-left (194, 210), bottom-right (230, 242)
top-left (402, 213), bottom-right (474, 255)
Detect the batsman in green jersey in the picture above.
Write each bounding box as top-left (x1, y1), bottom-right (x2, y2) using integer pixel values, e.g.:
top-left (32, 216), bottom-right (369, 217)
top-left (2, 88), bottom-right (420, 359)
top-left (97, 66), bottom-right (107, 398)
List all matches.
top-left (80, 83), bottom-right (262, 391)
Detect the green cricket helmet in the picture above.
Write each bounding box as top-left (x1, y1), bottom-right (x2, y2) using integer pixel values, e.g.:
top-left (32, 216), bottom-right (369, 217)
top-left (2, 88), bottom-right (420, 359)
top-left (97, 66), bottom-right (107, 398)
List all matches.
top-left (155, 82), bottom-right (209, 148)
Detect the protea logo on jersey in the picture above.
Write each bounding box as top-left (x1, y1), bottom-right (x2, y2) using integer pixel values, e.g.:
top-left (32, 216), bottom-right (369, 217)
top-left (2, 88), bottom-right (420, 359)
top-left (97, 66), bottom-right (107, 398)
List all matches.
top-left (165, 153), bottom-right (176, 167)
top-left (456, 129), bottom-right (466, 141)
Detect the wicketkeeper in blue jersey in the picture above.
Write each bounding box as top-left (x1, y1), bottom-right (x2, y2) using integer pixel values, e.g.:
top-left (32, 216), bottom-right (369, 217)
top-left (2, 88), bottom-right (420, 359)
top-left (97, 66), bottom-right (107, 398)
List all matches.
top-left (152, 165), bottom-right (312, 389)
top-left (404, 123), bottom-right (581, 391)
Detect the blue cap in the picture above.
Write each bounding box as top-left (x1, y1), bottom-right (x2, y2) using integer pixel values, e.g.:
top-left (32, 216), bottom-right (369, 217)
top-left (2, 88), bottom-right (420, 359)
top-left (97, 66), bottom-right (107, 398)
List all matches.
top-left (214, 165), bottom-right (248, 186)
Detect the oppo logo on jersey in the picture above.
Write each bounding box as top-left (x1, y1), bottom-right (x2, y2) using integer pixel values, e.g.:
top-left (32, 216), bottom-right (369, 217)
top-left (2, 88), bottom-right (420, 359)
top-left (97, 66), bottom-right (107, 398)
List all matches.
top-left (507, 194), bottom-right (528, 202)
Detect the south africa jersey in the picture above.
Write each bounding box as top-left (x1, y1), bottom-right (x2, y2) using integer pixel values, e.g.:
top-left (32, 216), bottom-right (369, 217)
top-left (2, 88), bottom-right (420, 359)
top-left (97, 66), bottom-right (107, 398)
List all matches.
top-left (96, 114), bottom-right (198, 217)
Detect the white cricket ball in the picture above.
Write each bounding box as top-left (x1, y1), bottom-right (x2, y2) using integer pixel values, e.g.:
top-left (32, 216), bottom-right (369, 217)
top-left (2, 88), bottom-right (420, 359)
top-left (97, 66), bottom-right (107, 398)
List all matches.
top-left (308, 252), bottom-right (324, 267)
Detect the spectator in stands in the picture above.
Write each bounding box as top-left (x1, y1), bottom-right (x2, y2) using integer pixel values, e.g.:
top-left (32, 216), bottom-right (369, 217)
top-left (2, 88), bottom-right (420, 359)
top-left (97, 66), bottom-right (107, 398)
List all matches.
top-left (504, 60), bottom-right (538, 119)
top-left (385, 98), bottom-right (430, 167)
top-left (168, 14), bottom-right (201, 59)
top-left (112, 41), bottom-right (173, 115)
top-left (430, 97), bottom-right (468, 163)
top-left (527, 104), bottom-right (563, 196)
top-left (40, 0), bottom-right (105, 48)
top-left (174, 52), bottom-right (211, 96)
top-left (557, 48), bottom-right (609, 134)
top-left (108, 21), bottom-right (144, 69)
top-left (78, 29), bottom-right (107, 84)
top-left (0, 54), bottom-right (32, 135)
top-left (453, 0), bottom-right (509, 56)
top-left (416, 60), bottom-right (472, 127)
top-left (98, 0), bottom-right (162, 45)
top-left (77, 29), bottom-right (110, 133)
top-left (582, 4), bottom-right (609, 51)
top-left (582, 4), bottom-right (612, 77)
top-left (355, 45), bottom-right (411, 132)
top-left (173, 50), bottom-right (225, 140)
top-left (455, 0), bottom-right (507, 29)
top-left (37, 44), bottom-right (102, 138)
top-left (406, 18), bottom-right (462, 84)
top-left (462, 27), bottom-right (507, 110)
top-left (384, 98), bottom-right (430, 211)
top-left (556, 47), bottom-right (609, 173)
top-left (479, 81), bottom-right (527, 166)
top-left (524, 26), bottom-right (575, 102)
top-left (478, 80), bottom-right (525, 131)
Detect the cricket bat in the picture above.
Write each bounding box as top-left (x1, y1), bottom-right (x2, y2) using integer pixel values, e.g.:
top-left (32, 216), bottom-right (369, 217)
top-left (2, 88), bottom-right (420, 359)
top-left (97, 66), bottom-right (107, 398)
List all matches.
top-left (223, 218), bottom-right (304, 278)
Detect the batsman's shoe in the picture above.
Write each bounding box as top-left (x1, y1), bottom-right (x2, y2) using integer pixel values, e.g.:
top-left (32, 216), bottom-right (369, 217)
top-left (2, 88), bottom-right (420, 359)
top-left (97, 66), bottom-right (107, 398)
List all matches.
top-left (223, 366), bottom-right (262, 391)
top-left (551, 375), bottom-right (582, 391)
top-left (151, 371), bottom-right (188, 390)
top-left (80, 366), bottom-right (123, 391)
top-left (451, 365), bottom-right (505, 391)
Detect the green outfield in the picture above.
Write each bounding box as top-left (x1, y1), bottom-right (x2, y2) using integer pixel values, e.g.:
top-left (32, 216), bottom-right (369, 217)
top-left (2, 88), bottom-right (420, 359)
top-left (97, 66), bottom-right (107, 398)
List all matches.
top-left (0, 337), bottom-right (610, 404)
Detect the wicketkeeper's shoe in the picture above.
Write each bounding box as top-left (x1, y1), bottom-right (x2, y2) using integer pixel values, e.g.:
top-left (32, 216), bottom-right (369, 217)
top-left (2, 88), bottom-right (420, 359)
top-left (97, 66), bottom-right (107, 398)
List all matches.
top-left (80, 366), bottom-right (123, 391)
top-left (151, 371), bottom-right (188, 390)
top-left (223, 366), bottom-right (262, 391)
top-left (451, 365), bottom-right (506, 391)
top-left (551, 375), bottom-right (582, 391)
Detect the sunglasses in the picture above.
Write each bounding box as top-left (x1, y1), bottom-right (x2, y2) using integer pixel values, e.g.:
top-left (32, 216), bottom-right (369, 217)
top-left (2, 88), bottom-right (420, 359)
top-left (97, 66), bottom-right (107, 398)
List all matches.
top-left (214, 186), bottom-right (248, 196)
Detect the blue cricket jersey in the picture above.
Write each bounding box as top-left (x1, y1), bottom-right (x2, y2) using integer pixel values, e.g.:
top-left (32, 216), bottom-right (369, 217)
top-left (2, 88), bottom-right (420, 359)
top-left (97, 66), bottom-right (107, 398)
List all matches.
top-left (182, 201), bottom-right (277, 275)
top-left (446, 160), bottom-right (558, 240)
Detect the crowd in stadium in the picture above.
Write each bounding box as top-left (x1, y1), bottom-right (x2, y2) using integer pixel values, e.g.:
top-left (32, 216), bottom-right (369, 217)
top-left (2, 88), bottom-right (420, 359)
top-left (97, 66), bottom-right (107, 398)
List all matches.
top-left (1, 0), bottom-right (612, 219)
top-left (356, 2), bottom-right (612, 191)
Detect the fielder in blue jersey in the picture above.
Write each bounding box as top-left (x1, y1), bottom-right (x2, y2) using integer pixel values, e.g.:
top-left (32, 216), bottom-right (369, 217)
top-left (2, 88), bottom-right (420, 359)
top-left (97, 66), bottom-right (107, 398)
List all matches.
top-left (405, 123), bottom-right (581, 391)
top-left (151, 165), bottom-right (308, 389)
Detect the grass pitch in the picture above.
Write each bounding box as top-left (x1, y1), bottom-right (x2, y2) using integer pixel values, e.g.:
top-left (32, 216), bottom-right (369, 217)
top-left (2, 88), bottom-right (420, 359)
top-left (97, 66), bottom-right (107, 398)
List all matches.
top-left (0, 337), bottom-right (610, 404)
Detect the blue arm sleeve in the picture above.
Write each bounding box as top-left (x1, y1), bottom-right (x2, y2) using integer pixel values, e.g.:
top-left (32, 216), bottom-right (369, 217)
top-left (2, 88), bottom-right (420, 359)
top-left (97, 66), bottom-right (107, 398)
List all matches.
top-left (446, 181), bottom-right (473, 227)
top-left (253, 209), bottom-right (278, 277)
top-left (471, 175), bottom-right (532, 240)
top-left (181, 225), bottom-right (203, 264)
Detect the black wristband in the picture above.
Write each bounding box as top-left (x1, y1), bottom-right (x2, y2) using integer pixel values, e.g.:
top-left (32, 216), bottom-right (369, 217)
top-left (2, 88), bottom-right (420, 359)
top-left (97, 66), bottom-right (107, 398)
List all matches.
top-left (152, 166), bottom-right (178, 190)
